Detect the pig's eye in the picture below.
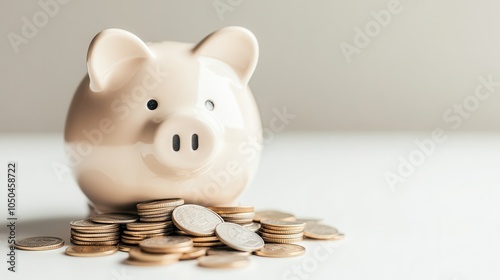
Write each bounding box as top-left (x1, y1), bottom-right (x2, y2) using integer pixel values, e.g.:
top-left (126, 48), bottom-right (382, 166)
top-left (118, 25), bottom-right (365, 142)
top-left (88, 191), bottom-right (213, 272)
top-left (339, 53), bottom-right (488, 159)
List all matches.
top-left (205, 100), bottom-right (214, 111)
top-left (147, 99), bottom-right (158, 110)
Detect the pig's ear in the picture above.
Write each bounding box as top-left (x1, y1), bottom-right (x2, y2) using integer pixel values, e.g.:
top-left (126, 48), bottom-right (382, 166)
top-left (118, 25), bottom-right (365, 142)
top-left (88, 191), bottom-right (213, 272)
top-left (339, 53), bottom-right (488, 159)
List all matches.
top-left (87, 29), bottom-right (154, 92)
top-left (193, 26), bottom-right (258, 85)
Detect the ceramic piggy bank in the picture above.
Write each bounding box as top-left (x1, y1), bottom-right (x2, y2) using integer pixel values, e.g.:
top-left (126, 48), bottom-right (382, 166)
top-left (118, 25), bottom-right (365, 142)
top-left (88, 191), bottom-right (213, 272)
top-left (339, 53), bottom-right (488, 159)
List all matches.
top-left (64, 27), bottom-right (262, 213)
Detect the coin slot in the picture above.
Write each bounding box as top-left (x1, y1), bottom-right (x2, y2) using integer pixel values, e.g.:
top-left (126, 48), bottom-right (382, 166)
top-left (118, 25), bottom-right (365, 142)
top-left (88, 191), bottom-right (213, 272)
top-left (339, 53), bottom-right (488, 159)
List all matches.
top-left (192, 134), bottom-right (199, 151)
top-left (173, 134), bottom-right (180, 152)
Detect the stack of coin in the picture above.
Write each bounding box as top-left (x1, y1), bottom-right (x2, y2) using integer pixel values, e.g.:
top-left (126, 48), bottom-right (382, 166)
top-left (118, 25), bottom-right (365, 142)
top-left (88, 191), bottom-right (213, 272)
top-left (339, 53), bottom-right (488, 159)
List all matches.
top-left (209, 206), bottom-right (256, 226)
top-left (172, 204), bottom-right (225, 247)
top-left (121, 221), bottom-right (174, 247)
top-left (70, 219), bottom-right (121, 246)
top-left (136, 198), bottom-right (184, 222)
top-left (259, 219), bottom-right (305, 244)
top-left (124, 236), bottom-right (192, 266)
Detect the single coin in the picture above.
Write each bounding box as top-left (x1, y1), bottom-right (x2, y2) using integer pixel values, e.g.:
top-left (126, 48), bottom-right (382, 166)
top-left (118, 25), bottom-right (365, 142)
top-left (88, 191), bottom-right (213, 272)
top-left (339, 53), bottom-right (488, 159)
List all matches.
top-left (172, 204), bottom-right (224, 236)
top-left (129, 247), bottom-right (181, 262)
top-left (191, 235), bottom-right (219, 242)
top-left (70, 228), bottom-right (120, 234)
top-left (207, 247), bottom-right (252, 256)
top-left (125, 257), bottom-right (178, 266)
top-left (15, 236), bottom-right (64, 251)
top-left (243, 223), bottom-right (261, 232)
top-left (254, 244), bottom-right (305, 258)
top-left (138, 207), bottom-right (176, 214)
top-left (65, 245), bottom-right (118, 257)
top-left (70, 231), bottom-right (120, 238)
top-left (260, 232), bottom-right (304, 239)
top-left (222, 219), bottom-right (254, 225)
top-left (219, 212), bottom-right (255, 219)
top-left (136, 198), bottom-right (184, 210)
top-left (253, 210), bottom-right (295, 222)
top-left (259, 227), bottom-right (303, 235)
top-left (215, 222), bottom-right (264, 252)
top-left (140, 216), bottom-right (172, 222)
top-left (71, 235), bottom-right (120, 242)
top-left (303, 224), bottom-right (340, 240)
top-left (121, 233), bottom-right (166, 240)
top-left (262, 237), bottom-right (303, 244)
top-left (193, 241), bottom-right (225, 247)
top-left (139, 236), bottom-right (193, 253)
top-left (126, 222), bottom-right (171, 230)
top-left (123, 228), bottom-right (169, 235)
top-left (121, 238), bottom-right (142, 245)
top-left (70, 238), bottom-right (119, 246)
top-left (70, 219), bottom-right (120, 230)
top-left (91, 213), bottom-right (139, 224)
top-left (180, 247), bottom-right (207, 260)
top-left (261, 219), bottom-right (305, 229)
top-left (208, 206), bottom-right (254, 214)
top-left (118, 243), bottom-right (136, 252)
top-left (295, 218), bottom-right (322, 224)
top-left (139, 213), bottom-right (173, 218)
top-left (197, 255), bottom-right (249, 268)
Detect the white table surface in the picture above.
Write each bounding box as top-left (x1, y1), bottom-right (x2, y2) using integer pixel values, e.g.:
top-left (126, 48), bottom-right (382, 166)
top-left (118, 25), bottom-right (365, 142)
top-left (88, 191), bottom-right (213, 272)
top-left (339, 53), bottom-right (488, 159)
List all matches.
top-left (1, 132), bottom-right (499, 280)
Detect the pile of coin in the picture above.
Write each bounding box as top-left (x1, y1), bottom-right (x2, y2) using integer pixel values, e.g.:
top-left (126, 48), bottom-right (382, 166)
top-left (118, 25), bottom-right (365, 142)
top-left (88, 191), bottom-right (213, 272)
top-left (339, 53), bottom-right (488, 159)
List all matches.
top-left (172, 204), bottom-right (225, 247)
top-left (136, 198), bottom-right (184, 222)
top-left (259, 219), bottom-right (305, 244)
top-left (121, 221), bottom-right (174, 248)
top-left (70, 219), bottom-right (122, 246)
top-left (124, 236), bottom-right (192, 266)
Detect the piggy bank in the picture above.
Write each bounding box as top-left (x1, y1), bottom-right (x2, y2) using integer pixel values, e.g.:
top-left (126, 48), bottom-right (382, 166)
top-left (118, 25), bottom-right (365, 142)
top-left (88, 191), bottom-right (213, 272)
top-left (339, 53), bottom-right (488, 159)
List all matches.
top-left (64, 27), bottom-right (262, 213)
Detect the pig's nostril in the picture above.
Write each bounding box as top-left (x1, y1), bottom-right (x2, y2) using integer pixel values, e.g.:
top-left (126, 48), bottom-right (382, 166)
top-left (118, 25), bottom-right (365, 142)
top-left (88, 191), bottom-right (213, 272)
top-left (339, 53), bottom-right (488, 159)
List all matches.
top-left (192, 134), bottom-right (199, 151)
top-left (172, 134), bottom-right (180, 152)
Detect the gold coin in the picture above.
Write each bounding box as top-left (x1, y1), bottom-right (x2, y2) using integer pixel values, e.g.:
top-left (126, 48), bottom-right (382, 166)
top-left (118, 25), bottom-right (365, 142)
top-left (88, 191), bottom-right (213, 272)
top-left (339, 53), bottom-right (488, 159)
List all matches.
top-left (15, 236), bottom-right (64, 251)
top-left (219, 212), bottom-right (255, 219)
top-left (180, 247), bottom-right (207, 260)
top-left (70, 238), bottom-right (119, 246)
top-left (253, 210), bottom-right (295, 222)
top-left (123, 228), bottom-right (169, 235)
top-left (191, 235), bottom-right (219, 242)
top-left (262, 237), bottom-right (303, 244)
top-left (140, 236), bottom-right (193, 253)
top-left (91, 213), bottom-right (139, 224)
top-left (124, 257), bottom-right (178, 266)
top-left (259, 227), bottom-right (303, 235)
top-left (208, 206), bottom-right (254, 214)
top-left (71, 235), bottom-right (120, 242)
top-left (126, 222), bottom-right (171, 230)
top-left (140, 216), bottom-right (172, 222)
top-left (129, 247), bottom-right (181, 262)
top-left (295, 218), bottom-right (322, 224)
top-left (65, 245), bottom-right (118, 257)
top-left (70, 219), bottom-right (120, 230)
top-left (197, 255), bottom-right (249, 268)
top-left (254, 244), bottom-right (305, 258)
top-left (303, 224), bottom-right (340, 240)
top-left (207, 247), bottom-right (252, 256)
top-left (70, 231), bottom-right (120, 238)
top-left (70, 228), bottom-right (120, 234)
top-left (121, 238), bottom-right (142, 245)
top-left (260, 219), bottom-right (305, 229)
top-left (118, 243), bottom-right (136, 252)
top-left (193, 241), bottom-right (224, 247)
top-left (136, 198), bottom-right (184, 210)
top-left (260, 232), bottom-right (304, 239)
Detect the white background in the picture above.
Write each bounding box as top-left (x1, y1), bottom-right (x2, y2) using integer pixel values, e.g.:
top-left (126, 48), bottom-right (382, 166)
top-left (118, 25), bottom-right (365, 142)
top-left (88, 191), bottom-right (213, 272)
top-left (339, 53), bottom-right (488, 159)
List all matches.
top-left (2, 0), bottom-right (500, 131)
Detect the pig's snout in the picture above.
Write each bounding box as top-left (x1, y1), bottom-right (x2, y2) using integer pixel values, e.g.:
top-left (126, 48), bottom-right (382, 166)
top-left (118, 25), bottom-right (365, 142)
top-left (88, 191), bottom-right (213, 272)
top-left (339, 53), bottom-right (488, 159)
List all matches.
top-left (154, 114), bottom-right (221, 174)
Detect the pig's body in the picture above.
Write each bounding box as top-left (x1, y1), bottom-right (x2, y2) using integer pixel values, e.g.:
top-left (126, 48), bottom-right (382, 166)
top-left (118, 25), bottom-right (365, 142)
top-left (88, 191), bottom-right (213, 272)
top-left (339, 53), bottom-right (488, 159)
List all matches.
top-left (65, 27), bottom-right (262, 212)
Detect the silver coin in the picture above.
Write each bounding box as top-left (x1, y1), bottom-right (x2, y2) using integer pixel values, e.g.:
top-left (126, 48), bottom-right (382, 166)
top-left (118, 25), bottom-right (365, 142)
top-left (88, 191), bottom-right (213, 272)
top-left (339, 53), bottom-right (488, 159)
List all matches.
top-left (215, 222), bottom-right (264, 252)
top-left (172, 204), bottom-right (224, 236)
